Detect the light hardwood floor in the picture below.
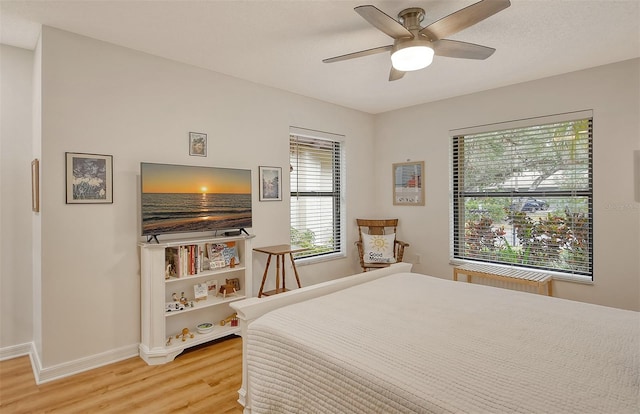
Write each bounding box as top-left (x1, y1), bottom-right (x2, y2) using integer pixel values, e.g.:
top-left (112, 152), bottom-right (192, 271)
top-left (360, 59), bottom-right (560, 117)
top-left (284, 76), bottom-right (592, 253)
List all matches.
top-left (0, 336), bottom-right (243, 413)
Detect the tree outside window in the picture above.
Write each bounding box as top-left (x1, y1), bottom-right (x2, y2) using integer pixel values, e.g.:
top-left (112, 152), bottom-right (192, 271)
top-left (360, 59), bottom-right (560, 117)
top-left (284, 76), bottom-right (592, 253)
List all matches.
top-left (452, 115), bottom-right (593, 277)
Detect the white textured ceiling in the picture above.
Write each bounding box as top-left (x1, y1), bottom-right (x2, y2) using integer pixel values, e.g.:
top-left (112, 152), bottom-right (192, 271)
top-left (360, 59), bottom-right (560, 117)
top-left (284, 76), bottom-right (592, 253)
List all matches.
top-left (1, 0), bottom-right (639, 114)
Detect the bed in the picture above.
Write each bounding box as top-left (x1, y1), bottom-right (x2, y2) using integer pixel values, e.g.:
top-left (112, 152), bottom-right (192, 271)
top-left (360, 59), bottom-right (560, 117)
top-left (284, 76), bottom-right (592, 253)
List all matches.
top-left (231, 263), bottom-right (639, 413)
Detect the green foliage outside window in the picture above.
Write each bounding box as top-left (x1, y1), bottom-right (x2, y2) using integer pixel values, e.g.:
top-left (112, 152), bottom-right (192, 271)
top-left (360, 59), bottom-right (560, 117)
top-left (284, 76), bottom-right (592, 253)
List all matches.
top-left (464, 208), bottom-right (590, 273)
top-left (290, 227), bottom-right (334, 258)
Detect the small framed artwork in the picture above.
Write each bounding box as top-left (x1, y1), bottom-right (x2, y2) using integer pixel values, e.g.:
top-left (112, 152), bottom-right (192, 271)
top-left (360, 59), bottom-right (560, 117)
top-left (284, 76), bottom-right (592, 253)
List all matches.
top-left (393, 161), bottom-right (425, 206)
top-left (189, 132), bottom-right (207, 157)
top-left (259, 166), bottom-right (282, 201)
top-left (194, 282), bottom-right (208, 301)
top-left (65, 152), bottom-right (113, 204)
top-left (31, 158), bottom-right (39, 212)
top-left (206, 280), bottom-right (219, 295)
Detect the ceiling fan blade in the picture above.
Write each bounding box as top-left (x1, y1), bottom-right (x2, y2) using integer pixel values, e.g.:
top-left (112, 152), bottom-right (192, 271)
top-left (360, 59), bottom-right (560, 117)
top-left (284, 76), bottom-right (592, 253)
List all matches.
top-left (432, 39), bottom-right (496, 60)
top-left (420, 0), bottom-right (511, 41)
top-left (355, 5), bottom-right (413, 39)
top-left (389, 67), bottom-right (406, 81)
top-left (323, 45), bottom-right (393, 63)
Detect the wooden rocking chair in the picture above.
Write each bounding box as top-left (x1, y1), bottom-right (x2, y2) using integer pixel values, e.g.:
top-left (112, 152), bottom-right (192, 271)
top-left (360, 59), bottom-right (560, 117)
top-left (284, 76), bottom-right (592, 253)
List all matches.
top-left (355, 219), bottom-right (409, 272)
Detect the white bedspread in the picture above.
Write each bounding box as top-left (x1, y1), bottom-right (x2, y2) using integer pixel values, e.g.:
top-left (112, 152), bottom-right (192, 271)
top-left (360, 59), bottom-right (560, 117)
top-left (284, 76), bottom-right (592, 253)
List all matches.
top-left (246, 273), bottom-right (639, 413)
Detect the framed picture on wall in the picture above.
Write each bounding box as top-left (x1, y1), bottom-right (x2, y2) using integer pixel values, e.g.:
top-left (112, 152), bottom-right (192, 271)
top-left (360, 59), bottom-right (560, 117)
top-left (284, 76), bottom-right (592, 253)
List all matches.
top-left (392, 161), bottom-right (425, 206)
top-left (189, 132), bottom-right (207, 156)
top-left (65, 152), bottom-right (113, 204)
top-left (259, 166), bottom-right (282, 201)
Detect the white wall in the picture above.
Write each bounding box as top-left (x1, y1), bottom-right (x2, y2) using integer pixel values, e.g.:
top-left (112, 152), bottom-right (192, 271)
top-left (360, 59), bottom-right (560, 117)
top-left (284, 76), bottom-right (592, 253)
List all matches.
top-left (2, 25), bottom-right (638, 376)
top-left (375, 58), bottom-right (640, 311)
top-left (0, 45), bottom-right (34, 349)
top-left (34, 26), bottom-right (374, 368)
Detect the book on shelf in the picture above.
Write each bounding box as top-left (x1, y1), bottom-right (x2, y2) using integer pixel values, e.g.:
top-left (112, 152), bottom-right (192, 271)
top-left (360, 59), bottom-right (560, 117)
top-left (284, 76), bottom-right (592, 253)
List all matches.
top-left (165, 245), bottom-right (201, 278)
top-left (165, 241), bottom-right (241, 279)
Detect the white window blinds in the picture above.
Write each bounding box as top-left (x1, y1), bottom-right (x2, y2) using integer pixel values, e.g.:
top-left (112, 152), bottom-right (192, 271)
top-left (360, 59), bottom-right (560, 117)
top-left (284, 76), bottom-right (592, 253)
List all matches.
top-left (451, 111), bottom-right (593, 277)
top-left (290, 130), bottom-right (343, 259)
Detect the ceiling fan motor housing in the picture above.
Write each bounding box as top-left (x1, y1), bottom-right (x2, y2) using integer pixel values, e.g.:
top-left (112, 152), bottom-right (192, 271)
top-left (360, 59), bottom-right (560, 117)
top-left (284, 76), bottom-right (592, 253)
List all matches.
top-left (392, 7), bottom-right (434, 71)
top-left (398, 7), bottom-right (425, 31)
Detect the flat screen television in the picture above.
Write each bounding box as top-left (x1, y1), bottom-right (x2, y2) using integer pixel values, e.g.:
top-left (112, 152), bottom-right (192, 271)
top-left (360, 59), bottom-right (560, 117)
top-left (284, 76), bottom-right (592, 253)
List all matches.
top-left (140, 162), bottom-right (252, 238)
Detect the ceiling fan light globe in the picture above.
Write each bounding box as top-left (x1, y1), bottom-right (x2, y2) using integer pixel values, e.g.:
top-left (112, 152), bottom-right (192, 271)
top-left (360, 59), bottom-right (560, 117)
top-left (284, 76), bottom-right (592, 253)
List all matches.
top-left (391, 45), bottom-right (434, 72)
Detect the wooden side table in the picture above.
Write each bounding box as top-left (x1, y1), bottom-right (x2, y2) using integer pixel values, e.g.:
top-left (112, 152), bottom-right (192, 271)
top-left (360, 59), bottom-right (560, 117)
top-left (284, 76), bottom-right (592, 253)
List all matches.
top-left (254, 244), bottom-right (308, 297)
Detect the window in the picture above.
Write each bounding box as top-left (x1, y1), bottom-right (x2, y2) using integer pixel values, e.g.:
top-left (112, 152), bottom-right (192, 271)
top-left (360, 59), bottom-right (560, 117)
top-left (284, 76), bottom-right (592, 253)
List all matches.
top-left (290, 128), bottom-right (344, 260)
top-left (451, 111), bottom-right (593, 279)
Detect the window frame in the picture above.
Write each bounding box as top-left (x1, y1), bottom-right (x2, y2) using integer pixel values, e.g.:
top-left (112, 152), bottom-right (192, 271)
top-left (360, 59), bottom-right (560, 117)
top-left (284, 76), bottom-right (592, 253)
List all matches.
top-left (450, 110), bottom-right (594, 282)
top-left (289, 127), bottom-right (346, 263)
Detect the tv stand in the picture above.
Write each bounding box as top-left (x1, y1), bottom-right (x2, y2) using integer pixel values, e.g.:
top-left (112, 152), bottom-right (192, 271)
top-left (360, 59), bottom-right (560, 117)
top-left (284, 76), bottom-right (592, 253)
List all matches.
top-left (138, 233), bottom-right (255, 364)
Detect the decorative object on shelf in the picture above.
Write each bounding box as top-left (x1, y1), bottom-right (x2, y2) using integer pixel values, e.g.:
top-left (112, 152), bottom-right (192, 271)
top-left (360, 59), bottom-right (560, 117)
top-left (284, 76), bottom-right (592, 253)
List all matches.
top-left (393, 161), bottom-right (425, 206)
top-left (209, 258), bottom-right (226, 269)
top-left (189, 132), bottom-right (207, 157)
top-left (166, 301), bottom-right (186, 312)
top-left (165, 263), bottom-right (175, 279)
top-left (220, 313), bottom-right (238, 326)
top-left (206, 279), bottom-right (219, 295)
top-left (259, 166), bottom-right (282, 201)
top-left (196, 322), bottom-right (214, 334)
top-left (226, 278), bottom-right (241, 291)
top-left (166, 336), bottom-right (172, 346)
top-left (65, 152), bottom-right (113, 204)
top-left (31, 159), bottom-right (39, 212)
top-left (217, 283), bottom-right (237, 298)
top-left (176, 328), bottom-right (195, 342)
top-left (201, 259), bottom-right (210, 271)
top-left (222, 242), bottom-right (240, 265)
top-left (194, 282), bottom-right (208, 301)
top-left (209, 242), bottom-right (240, 266)
top-left (207, 243), bottom-right (224, 265)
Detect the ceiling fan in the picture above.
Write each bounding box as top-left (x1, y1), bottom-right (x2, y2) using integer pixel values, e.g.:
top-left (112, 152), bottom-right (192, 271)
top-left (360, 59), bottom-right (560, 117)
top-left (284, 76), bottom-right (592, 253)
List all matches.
top-left (323, 0), bottom-right (511, 81)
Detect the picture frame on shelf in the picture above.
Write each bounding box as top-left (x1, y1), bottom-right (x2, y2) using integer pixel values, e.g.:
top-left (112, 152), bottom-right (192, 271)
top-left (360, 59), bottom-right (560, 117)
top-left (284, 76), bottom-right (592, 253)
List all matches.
top-left (206, 280), bottom-right (219, 294)
top-left (393, 161), bottom-right (425, 206)
top-left (31, 158), bottom-right (39, 212)
top-left (65, 152), bottom-right (113, 204)
top-left (189, 132), bottom-right (207, 157)
top-left (194, 283), bottom-right (208, 301)
top-left (259, 166), bottom-right (282, 201)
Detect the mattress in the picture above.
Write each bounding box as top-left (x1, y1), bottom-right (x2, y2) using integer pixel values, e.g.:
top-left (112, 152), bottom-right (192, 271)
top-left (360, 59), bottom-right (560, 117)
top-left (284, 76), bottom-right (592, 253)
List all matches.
top-left (245, 273), bottom-right (639, 413)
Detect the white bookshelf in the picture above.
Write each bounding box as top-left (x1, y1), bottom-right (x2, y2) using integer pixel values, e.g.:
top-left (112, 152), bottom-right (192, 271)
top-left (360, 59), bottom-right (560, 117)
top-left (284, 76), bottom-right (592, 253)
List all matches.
top-left (138, 234), bottom-right (254, 365)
